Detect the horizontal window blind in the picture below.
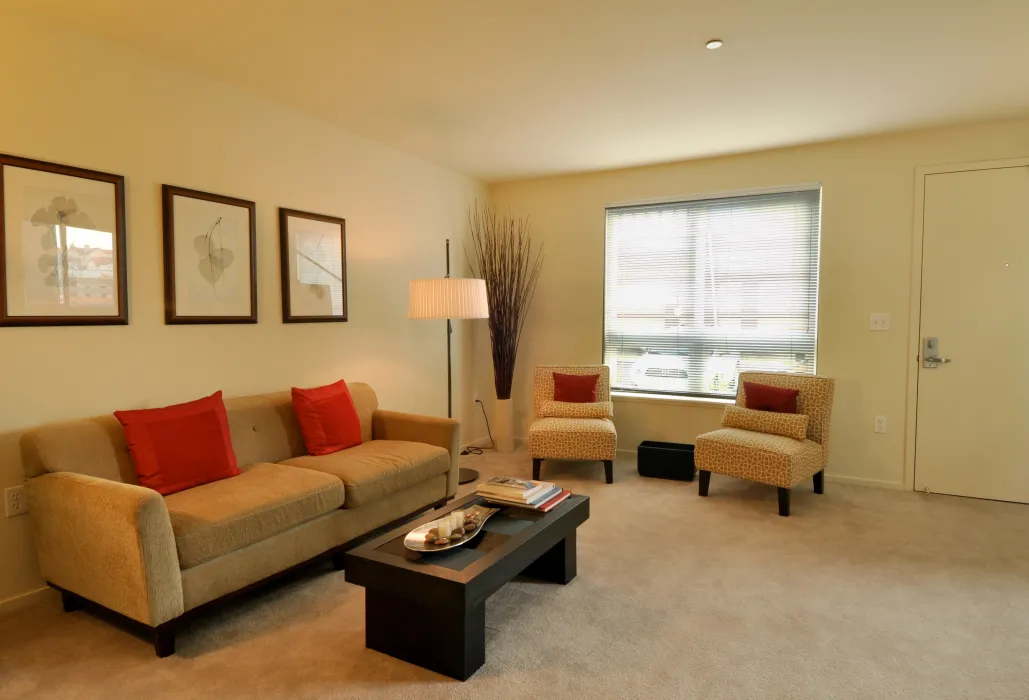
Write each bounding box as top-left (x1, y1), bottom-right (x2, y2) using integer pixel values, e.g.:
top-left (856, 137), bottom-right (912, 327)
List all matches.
top-left (604, 189), bottom-right (821, 398)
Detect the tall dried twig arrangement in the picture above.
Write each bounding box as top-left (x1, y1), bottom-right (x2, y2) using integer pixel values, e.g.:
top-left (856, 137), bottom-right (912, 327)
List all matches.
top-left (466, 202), bottom-right (543, 400)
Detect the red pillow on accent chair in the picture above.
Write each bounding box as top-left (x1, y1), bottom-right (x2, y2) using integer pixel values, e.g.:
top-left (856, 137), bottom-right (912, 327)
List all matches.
top-left (291, 379), bottom-right (363, 456)
top-left (743, 381), bottom-right (800, 414)
top-left (553, 372), bottom-right (600, 403)
top-left (114, 391), bottom-right (240, 496)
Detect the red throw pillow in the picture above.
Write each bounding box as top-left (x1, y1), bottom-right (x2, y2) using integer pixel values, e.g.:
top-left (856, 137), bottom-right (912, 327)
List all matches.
top-left (743, 381), bottom-right (800, 414)
top-left (553, 373), bottom-right (600, 403)
top-left (114, 391), bottom-right (240, 496)
top-left (291, 379), bottom-right (363, 456)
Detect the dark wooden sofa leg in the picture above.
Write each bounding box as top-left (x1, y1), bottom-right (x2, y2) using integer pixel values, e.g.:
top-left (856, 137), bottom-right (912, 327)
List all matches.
top-left (813, 470), bottom-right (824, 495)
top-left (604, 460), bottom-right (614, 484)
top-left (153, 623), bottom-right (176, 658)
top-left (698, 470), bottom-right (711, 497)
top-left (60, 589), bottom-right (82, 613)
top-left (532, 458), bottom-right (542, 480)
top-left (777, 488), bottom-right (790, 517)
top-left (331, 550), bottom-right (346, 571)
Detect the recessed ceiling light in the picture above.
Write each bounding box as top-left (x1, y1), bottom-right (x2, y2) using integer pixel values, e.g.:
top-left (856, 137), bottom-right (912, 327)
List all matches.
top-left (705, 39), bottom-right (723, 50)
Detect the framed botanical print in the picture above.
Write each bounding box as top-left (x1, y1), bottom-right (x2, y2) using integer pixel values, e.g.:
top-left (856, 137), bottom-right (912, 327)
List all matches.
top-left (278, 208), bottom-right (347, 323)
top-left (162, 185), bottom-right (257, 324)
top-left (0, 154), bottom-right (128, 326)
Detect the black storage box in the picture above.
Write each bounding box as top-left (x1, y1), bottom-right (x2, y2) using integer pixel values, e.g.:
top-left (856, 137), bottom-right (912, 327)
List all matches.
top-left (637, 441), bottom-right (696, 481)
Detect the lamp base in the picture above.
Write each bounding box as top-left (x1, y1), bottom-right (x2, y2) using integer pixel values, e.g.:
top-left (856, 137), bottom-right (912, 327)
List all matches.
top-left (458, 468), bottom-right (480, 485)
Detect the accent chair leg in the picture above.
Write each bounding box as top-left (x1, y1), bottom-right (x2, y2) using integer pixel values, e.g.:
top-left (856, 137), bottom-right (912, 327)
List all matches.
top-left (603, 460), bottom-right (614, 484)
top-left (777, 488), bottom-right (790, 517)
top-left (532, 458), bottom-right (542, 481)
top-left (154, 623), bottom-right (176, 658)
top-left (698, 470), bottom-right (711, 497)
top-left (813, 470), bottom-right (824, 495)
top-left (60, 589), bottom-right (81, 613)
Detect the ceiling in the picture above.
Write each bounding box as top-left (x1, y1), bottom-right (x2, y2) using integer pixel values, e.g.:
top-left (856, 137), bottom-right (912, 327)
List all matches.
top-left (12, 0), bottom-right (1029, 181)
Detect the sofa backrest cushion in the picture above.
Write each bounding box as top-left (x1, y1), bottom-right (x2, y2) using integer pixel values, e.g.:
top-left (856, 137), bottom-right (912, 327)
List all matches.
top-left (21, 416), bottom-right (137, 483)
top-left (21, 382), bottom-right (379, 481)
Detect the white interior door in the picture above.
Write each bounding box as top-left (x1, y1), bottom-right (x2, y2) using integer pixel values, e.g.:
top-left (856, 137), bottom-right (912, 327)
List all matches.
top-left (916, 164), bottom-right (1029, 503)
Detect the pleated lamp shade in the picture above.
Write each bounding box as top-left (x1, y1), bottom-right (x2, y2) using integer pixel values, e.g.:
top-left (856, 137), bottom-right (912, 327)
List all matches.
top-left (408, 278), bottom-right (489, 320)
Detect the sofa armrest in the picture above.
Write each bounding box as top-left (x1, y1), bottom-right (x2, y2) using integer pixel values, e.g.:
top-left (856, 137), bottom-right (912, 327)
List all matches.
top-left (26, 472), bottom-right (184, 626)
top-left (372, 410), bottom-right (461, 496)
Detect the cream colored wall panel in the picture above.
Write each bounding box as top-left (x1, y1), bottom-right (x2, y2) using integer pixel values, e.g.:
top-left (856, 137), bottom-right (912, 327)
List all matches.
top-left (611, 400), bottom-right (725, 452)
top-left (0, 8), bottom-right (484, 603)
top-left (489, 117), bottom-right (1029, 488)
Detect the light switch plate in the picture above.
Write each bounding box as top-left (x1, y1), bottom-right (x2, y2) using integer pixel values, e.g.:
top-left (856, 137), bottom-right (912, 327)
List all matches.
top-left (869, 313), bottom-right (890, 331)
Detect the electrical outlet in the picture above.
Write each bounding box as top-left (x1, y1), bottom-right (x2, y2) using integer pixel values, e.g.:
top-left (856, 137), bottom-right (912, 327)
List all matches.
top-left (5, 485), bottom-right (28, 517)
top-left (869, 313), bottom-right (891, 331)
top-left (874, 416), bottom-right (887, 434)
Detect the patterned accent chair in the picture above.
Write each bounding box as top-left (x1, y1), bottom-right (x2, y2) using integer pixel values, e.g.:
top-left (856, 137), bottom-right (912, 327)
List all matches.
top-left (695, 372), bottom-right (835, 516)
top-left (528, 365), bottom-right (618, 484)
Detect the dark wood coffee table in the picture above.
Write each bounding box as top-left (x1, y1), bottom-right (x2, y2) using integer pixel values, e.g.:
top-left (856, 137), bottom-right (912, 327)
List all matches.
top-left (344, 492), bottom-right (589, 680)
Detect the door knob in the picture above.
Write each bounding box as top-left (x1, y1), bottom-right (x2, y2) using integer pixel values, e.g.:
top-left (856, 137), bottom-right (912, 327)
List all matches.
top-left (922, 337), bottom-right (952, 368)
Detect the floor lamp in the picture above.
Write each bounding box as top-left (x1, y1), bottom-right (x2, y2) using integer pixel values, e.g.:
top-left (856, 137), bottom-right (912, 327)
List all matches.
top-left (408, 239), bottom-right (489, 485)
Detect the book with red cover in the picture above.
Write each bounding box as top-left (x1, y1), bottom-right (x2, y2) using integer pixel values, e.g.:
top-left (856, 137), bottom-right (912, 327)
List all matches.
top-left (536, 488), bottom-right (571, 512)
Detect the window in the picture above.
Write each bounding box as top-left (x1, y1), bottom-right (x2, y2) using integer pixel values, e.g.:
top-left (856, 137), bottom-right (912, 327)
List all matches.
top-left (604, 188), bottom-right (821, 398)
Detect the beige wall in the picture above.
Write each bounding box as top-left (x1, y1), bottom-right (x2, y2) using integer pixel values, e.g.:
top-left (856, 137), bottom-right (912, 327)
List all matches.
top-left (488, 117), bottom-right (1029, 487)
top-left (0, 8), bottom-right (485, 605)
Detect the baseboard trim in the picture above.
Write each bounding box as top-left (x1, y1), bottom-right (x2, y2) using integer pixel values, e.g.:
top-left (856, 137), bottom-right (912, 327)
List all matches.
top-left (461, 436), bottom-right (488, 451)
top-left (464, 439), bottom-right (909, 492)
top-left (824, 474), bottom-right (907, 491)
top-left (609, 449), bottom-right (905, 491)
top-left (0, 586), bottom-right (54, 618)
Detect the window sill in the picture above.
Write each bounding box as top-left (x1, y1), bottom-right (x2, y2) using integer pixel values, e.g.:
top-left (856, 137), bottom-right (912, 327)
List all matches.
top-left (611, 391), bottom-right (733, 408)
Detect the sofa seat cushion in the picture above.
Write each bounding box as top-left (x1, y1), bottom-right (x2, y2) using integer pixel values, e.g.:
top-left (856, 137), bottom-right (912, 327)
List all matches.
top-left (281, 440), bottom-right (449, 509)
top-left (694, 428), bottom-right (823, 489)
top-left (528, 417), bottom-right (617, 462)
top-left (165, 463), bottom-right (344, 569)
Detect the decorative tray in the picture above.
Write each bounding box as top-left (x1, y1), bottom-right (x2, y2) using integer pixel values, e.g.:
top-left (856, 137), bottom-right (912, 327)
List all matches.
top-left (403, 504), bottom-right (499, 552)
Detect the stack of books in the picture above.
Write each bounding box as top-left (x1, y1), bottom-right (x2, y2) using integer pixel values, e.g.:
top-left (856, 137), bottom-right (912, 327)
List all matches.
top-left (476, 477), bottom-right (571, 513)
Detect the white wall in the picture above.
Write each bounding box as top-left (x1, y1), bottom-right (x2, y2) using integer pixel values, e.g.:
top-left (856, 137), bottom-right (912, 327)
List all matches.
top-left (488, 117), bottom-right (1029, 488)
top-left (0, 8), bottom-right (485, 606)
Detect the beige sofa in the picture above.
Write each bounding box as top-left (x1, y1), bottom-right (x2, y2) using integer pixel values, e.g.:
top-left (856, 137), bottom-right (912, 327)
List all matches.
top-left (21, 383), bottom-right (459, 656)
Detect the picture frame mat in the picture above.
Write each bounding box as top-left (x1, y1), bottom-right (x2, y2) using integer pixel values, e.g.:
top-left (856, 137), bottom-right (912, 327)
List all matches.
top-left (279, 208), bottom-right (347, 323)
top-left (162, 185), bottom-right (257, 324)
top-left (0, 154), bottom-right (127, 325)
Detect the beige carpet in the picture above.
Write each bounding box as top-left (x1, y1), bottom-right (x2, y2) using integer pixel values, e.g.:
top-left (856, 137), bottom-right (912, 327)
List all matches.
top-left (2, 447), bottom-right (1028, 700)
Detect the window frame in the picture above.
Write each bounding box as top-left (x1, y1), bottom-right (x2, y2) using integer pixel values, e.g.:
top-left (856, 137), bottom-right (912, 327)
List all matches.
top-left (602, 184), bottom-right (822, 400)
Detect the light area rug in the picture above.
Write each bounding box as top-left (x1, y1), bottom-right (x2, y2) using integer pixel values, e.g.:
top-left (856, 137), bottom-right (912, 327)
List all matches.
top-left (1, 447), bottom-right (1027, 700)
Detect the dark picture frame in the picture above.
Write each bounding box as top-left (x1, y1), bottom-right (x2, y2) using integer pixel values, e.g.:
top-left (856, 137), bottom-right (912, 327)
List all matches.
top-left (278, 208), bottom-right (348, 323)
top-left (162, 185), bottom-right (257, 324)
top-left (0, 154), bottom-right (128, 327)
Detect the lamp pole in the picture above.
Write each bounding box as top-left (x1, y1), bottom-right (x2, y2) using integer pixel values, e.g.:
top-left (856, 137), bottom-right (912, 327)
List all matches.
top-left (444, 238), bottom-right (478, 484)
top-left (446, 239), bottom-right (453, 419)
